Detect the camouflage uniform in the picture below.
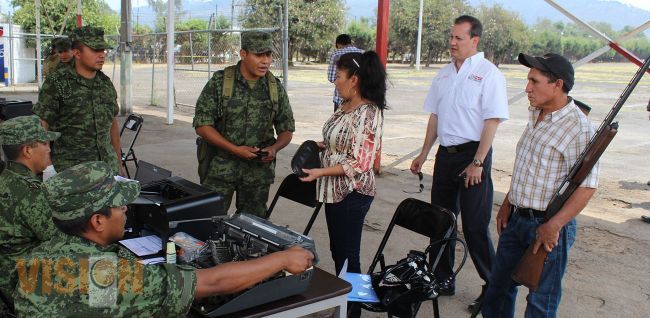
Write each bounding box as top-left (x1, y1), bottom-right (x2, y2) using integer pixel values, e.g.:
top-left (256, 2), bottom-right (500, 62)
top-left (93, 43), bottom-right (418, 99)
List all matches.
top-left (0, 116), bottom-right (60, 312)
top-left (193, 31), bottom-right (295, 216)
top-left (33, 27), bottom-right (120, 173)
top-left (43, 38), bottom-right (72, 77)
top-left (13, 162), bottom-right (197, 317)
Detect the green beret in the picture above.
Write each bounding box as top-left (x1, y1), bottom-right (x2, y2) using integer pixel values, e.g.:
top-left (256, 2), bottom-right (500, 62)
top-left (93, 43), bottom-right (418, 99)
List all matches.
top-left (44, 161), bottom-right (140, 221)
top-left (241, 31), bottom-right (274, 54)
top-left (70, 26), bottom-right (111, 50)
top-left (0, 115), bottom-right (60, 145)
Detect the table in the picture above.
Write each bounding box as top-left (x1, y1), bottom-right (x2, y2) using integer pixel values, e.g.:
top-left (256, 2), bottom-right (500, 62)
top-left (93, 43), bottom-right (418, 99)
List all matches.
top-left (222, 267), bottom-right (352, 318)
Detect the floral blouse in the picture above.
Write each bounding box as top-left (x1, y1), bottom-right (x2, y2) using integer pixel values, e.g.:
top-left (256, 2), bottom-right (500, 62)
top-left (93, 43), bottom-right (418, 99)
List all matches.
top-left (318, 103), bottom-right (384, 203)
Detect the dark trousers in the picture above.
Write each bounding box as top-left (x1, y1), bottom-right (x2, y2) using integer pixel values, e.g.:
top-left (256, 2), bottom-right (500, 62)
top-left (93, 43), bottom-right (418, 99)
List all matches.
top-left (430, 145), bottom-right (496, 285)
top-left (324, 191), bottom-right (374, 275)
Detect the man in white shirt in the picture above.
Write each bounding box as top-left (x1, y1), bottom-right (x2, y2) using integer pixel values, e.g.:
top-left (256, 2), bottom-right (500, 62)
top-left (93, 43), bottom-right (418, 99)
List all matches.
top-left (410, 15), bottom-right (509, 313)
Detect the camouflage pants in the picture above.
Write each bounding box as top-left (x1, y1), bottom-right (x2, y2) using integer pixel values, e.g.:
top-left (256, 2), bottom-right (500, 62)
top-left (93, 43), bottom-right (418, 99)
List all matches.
top-left (204, 179), bottom-right (271, 217)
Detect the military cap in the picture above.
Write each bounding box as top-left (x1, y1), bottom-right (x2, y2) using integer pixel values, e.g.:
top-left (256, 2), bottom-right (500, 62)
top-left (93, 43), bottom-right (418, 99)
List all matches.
top-left (70, 26), bottom-right (112, 50)
top-left (44, 161), bottom-right (140, 221)
top-left (241, 31), bottom-right (274, 54)
top-left (53, 37), bottom-right (71, 51)
top-left (0, 115), bottom-right (60, 145)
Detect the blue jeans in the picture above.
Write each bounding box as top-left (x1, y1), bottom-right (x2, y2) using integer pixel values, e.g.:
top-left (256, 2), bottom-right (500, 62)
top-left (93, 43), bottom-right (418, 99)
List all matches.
top-left (324, 191), bottom-right (374, 275)
top-left (482, 212), bottom-right (576, 318)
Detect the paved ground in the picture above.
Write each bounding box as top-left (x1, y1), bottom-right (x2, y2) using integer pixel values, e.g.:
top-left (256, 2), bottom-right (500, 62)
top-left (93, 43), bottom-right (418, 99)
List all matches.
top-left (2, 62), bottom-right (649, 317)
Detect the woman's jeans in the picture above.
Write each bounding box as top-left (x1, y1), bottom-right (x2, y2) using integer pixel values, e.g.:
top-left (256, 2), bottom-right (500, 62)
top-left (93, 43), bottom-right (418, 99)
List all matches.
top-left (324, 191), bottom-right (374, 275)
top-left (482, 212), bottom-right (577, 318)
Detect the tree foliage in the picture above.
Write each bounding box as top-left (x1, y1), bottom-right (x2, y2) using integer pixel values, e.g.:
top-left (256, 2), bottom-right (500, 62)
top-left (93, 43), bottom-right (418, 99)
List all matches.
top-left (476, 4), bottom-right (528, 65)
top-left (11, 0), bottom-right (119, 40)
top-left (240, 0), bottom-right (345, 62)
top-left (345, 17), bottom-right (375, 52)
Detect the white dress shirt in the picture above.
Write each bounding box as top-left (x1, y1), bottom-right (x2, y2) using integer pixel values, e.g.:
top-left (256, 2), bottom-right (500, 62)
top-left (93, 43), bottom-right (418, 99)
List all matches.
top-left (423, 52), bottom-right (509, 146)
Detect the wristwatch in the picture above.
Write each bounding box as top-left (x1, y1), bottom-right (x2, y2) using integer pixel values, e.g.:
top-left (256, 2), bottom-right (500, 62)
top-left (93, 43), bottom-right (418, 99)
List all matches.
top-left (472, 158), bottom-right (483, 167)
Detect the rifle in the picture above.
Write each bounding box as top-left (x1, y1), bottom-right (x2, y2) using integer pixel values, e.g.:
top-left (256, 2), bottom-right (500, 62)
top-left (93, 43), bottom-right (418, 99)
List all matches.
top-left (511, 55), bottom-right (650, 292)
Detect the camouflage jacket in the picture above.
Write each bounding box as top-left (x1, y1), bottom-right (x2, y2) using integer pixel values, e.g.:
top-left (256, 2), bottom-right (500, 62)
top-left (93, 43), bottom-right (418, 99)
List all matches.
top-left (192, 62), bottom-right (295, 185)
top-left (0, 161), bottom-right (58, 303)
top-left (13, 233), bottom-right (196, 317)
top-left (33, 66), bottom-right (120, 173)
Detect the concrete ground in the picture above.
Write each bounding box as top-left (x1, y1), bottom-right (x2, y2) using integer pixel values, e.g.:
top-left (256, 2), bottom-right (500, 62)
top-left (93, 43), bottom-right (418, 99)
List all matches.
top-left (2, 62), bottom-right (649, 318)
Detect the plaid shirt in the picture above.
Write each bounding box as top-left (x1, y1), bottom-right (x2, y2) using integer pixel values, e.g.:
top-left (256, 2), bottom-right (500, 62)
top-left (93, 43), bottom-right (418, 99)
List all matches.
top-left (509, 99), bottom-right (599, 210)
top-left (328, 45), bottom-right (364, 105)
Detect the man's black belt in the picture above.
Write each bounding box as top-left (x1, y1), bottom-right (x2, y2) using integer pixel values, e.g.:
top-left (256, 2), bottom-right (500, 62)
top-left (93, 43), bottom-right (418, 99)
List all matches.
top-left (439, 141), bottom-right (479, 154)
top-left (511, 205), bottom-right (546, 219)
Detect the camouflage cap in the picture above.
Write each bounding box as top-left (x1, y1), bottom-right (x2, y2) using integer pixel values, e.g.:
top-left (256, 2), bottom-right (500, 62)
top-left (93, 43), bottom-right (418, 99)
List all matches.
top-left (53, 37), bottom-right (71, 51)
top-left (44, 161), bottom-right (140, 221)
top-left (70, 26), bottom-right (112, 50)
top-left (241, 31), bottom-right (274, 54)
top-left (0, 115), bottom-right (60, 145)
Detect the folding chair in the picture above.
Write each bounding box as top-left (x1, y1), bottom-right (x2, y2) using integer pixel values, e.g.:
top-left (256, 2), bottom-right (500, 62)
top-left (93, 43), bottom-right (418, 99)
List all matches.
top-left (265, 174), bottom-right (323, 235)
top-left (120, 114), bottom-right (144, 178)
top-left (363, 198), bottom-right (468, 318)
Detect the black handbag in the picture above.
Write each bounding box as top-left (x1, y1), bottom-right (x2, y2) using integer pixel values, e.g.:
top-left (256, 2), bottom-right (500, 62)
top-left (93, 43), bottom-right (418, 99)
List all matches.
top-left (291, 140), bottom-right (322, 177)
top-left (362, 249), bottom-right (438, 318)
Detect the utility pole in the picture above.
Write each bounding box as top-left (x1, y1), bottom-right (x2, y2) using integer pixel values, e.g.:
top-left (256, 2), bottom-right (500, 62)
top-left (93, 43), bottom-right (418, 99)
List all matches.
top-left (120, 0), bottom-right (133, 114)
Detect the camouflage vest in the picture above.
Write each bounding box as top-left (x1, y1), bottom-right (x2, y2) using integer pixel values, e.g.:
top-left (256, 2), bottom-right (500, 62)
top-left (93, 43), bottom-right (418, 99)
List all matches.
top-left (196, 66), bottom-right (279, 183)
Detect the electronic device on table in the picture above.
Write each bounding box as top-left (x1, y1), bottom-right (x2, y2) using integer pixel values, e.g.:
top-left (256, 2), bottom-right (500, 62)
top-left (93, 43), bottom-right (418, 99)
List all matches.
top-left (189, 213), bottom-right (318, 317)
top-left (0, 98), bottom-right (33, 121)
top-left (127, 176), bottom-right (225, 252)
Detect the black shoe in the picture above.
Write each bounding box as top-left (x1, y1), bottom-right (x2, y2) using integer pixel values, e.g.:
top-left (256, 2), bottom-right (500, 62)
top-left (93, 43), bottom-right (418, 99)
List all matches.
top-left (468, 285), bottom-right (487, 314)
top-left (436, 278), bottom-right (455, 296)
top-left (642, 215), bottom-right (650, 223)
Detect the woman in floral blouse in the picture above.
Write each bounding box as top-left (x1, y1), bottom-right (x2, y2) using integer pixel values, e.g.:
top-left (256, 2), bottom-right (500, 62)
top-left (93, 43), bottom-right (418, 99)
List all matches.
top-left (300, 51), bottom-right (386, 276)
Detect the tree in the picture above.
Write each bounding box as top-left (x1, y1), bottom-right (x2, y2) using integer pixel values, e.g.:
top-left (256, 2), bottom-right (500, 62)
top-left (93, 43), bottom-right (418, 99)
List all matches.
top-left (147, 0), bottom-right (183, 32)
top-left (11, 0), bottom-right (119, 46)
top-left (346, 17), bottom-right (375, 52)
top-left (476, 4), bottom-right (529, 65)
top-left (240, 0), bottom-right (345, 62)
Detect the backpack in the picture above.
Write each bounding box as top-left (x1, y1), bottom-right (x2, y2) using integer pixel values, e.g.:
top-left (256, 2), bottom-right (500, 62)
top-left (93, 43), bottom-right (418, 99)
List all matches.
top-left (196, 65), bottom-right (279, 183)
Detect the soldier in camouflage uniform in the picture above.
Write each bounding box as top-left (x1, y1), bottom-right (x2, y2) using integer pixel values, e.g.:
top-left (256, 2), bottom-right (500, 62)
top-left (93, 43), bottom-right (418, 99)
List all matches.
top-left (0, 116), bottom-right (60, 313)
top-left (194, 31), bottom-right (295, 217)
top-left (43, 37), bottom-right (73, 77)
top-left (13, 161), bottom-right (313, 316)
top-left (34, 26), bottom-right (123, 175)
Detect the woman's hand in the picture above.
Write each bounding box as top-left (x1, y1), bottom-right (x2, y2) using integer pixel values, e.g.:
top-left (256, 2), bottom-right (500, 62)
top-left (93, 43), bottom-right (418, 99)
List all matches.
top-left (299, 168), bottom-right (321, 182)
top-left (317, 141), bottom-right (326, 151)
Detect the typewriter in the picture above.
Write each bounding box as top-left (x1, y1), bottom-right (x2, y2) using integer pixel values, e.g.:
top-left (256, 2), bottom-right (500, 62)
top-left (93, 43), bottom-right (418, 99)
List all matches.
top-left (189, 213), bottom-right (318, 317)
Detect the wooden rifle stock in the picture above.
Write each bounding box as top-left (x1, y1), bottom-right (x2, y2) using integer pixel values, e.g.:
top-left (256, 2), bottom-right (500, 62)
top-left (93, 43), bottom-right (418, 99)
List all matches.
top-left (511, 54), bottom-right (650, 292)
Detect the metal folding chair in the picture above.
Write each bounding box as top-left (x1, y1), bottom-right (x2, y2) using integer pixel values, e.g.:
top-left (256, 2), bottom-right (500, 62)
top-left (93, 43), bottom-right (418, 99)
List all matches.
top-left (120, 114), bottom-right (144, 178)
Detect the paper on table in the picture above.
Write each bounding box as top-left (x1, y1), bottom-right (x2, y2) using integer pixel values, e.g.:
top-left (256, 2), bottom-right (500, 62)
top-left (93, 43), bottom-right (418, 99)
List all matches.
top-left (138, 257), bottom-right (166, 265)
top-left (119, 235), bottom-right (162, 256)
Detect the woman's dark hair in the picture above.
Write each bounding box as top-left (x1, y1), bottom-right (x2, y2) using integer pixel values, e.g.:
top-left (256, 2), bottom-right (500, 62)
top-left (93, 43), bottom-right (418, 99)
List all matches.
top-left (336, 51), bottom-right (388, 110)
top-left (53, 207), bottom-right (112, 237)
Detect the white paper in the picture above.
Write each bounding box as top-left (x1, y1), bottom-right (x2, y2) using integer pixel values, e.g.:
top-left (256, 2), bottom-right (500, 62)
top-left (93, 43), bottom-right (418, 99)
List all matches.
top-left (138, 257), bottom-right (166, 265)
top-left (119, 235), bottom-right (162, 256)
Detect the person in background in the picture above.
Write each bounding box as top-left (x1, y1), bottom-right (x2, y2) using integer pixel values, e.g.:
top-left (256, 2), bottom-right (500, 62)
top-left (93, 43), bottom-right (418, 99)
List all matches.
top-left (327, 34), bottom-right (364, 111)
top-left (409, 15), bottom-right (509, 313)
top-left (43, 37), bottom-right (73, 77)
top-left (34, 26), bottom-right (124, 176)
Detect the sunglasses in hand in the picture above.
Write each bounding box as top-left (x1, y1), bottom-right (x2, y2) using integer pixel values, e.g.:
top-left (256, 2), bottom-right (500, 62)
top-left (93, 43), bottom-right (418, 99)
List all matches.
top-left (403, 172), bottom-right (424, 194)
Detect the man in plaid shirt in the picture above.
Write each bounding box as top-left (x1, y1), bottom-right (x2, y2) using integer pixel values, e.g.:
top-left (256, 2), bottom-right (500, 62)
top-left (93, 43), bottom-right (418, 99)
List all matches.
top-left (327, 34), bottom-right (363, 111)
top-left (482, 53), bottom-right (599, 318)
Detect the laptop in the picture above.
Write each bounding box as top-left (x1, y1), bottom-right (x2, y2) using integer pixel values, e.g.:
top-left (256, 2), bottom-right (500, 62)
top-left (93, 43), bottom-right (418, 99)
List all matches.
top-left (134, 160), bottom-right (172, 185)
